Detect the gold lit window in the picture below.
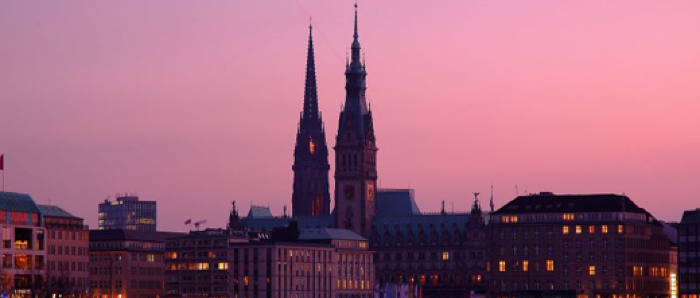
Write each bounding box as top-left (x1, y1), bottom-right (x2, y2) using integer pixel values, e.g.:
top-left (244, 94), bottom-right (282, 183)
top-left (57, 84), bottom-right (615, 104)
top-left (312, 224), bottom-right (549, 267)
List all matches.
top-left (589, 266), bottom-right (596, 276)
top-left (575, 225), bottom-right (582, 234)
top-left (309, 140), bottom-right (316, 154)
top-left (442, 252), bottom-right (450, 261)
top-left (523, 260), bottom-right (529, 272)
top-left (218, 262), bottom-right (229, 270)
top-left (602, 225), bottom-right (608, 234)
top-left (618, 225), bottom-right (624, 234)
top-left (588, 226), bottom-right (595, 234)
top-left (562, 226), bottom-right (570, 235)
top-left (546, 260), bottom-right (554, 271)
top-left (499, 261), bottom-right (506, 272)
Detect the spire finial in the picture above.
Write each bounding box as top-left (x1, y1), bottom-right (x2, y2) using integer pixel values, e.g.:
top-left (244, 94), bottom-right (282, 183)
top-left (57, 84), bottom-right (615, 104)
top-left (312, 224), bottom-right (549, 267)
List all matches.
top-left (354, 1), bottom-right (359, 39)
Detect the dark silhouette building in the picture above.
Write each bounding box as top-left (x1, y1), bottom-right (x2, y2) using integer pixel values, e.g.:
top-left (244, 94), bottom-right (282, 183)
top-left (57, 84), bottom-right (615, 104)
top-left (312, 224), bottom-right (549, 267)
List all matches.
top-left (292, 23), bottom-right (331, 217)
top-left (370, 189), bottom-right (488, 298)
top-left (679, 208), bottom-right (700, 298)
top-left (334, 4), bottom-right (378, 239)
top-left (488, 192), bottom-right (674, 298)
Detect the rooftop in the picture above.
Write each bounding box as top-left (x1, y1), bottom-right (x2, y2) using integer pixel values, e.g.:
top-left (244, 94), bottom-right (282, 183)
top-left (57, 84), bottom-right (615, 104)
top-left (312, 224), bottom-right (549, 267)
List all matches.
top-left (90, 229), bottom-right (183, 242)
top-left (376, 188), bottom-right (420, 216)
top-left (247, 205), bottom-right (274, 218)
top-left (0, 191), bottom-right (42, 214)
top-left (298, 228), bottom-right (366, 241)
top-left (681, 208), bottom-right (700, 224)
top-left (38, 204), bottom-right (82, 220)
top-left (495, 192), bottom-right (648, 215)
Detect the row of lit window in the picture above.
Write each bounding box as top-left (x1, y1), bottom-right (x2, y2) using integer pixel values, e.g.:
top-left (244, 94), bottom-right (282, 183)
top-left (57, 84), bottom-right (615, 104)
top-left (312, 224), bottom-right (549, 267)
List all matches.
top-left (168, 262), bottom-right (228, 271)
top-left (336, 279), bottom-right (371, 290)
top-left (497, 260), bottom-right (598, 276)
top-left (562, 225), bottom-right (623, 235)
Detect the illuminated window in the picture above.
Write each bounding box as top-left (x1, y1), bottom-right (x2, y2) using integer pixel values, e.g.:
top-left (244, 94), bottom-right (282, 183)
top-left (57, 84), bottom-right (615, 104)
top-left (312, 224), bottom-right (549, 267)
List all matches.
top-left (618, 225), bottom-right (624, 234)
top-left (523, 260), bottom-right (529, 272)
top-left (602, 225), bottom-right (608, 234)
top-left (244, 275), bottom-right (250, 286)
top-left (575, 225), bottom-right (582, 234)
top-left (499, 261), bottom-right (506, 272)
top-left (562, 226), bottom-right (570, 235)
top-left (309, 140), bottom-right (315, 154)
top-left (546, 260), bottom-right (554, 271)
top-left (589, 266), bottom-right (596, 276)
top-left (166, 252), bottom-right (178, 260)
top-left (442, 252), bottom-right (450, 261)
top-left (197, 262), bottom-right (209, 270)
top-left (147, 254), bottom-right (155, 262)
top-left (218, 262), bottom-right (229, 270)
top-left (588, 226), bottom-right (595, 234)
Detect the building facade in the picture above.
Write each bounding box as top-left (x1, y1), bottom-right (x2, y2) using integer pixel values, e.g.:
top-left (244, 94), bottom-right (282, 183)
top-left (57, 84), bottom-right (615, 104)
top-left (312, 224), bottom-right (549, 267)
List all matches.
top-left (89, 230), bottom-right (180, 298)
top-left (98, 194), bottom-right (157, 231)
top-left (292, 23), bottom-right (332, 218)
top-left (488, 192), bottom-right (673, 298)
top-left (165, 225), bottom-right (374, 298)
top-left (334, 4), bottom-right (378, 239)
top-left (679, 209), bottom-right (700, 298)
top-left (39, 204), bottom-right (90, 297)
top-left (371, 189), bottom-right (488, 298)
top-left (0, 192), bottom-right (46, 297)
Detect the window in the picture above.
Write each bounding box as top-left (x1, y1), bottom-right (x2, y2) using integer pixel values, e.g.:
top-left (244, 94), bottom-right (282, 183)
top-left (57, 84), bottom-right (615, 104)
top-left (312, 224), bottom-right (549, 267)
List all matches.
top-left (442, 252), bottom-right (449, 261)
top-left (498, 261), bottom-right (506, 272)
top-left (562, 226), bottom-right (570, 235)
top-left (563, 213), bottom-right (574, 220)
top-left (589, 266), bottom-right (596, 276)
top-left (546, 260), bottom-right (554, 271)
top-left (218, 262), bottom-right (228, 270)
top-left (523, 260), bottom-right (529, 272)
top-left (588, 226), bottom-right (595, 234)
top-left (617, 225), bottom-right (624, 234)
top-left (602, 225), bottom-right (609, 234)
top-left (575, 225), bottom-right (582, 234)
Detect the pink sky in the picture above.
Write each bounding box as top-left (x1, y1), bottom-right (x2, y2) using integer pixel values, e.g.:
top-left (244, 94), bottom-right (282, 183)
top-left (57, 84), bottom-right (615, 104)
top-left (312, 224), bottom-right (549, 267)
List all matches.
top-left (1, 1), bottom-right (699, 231)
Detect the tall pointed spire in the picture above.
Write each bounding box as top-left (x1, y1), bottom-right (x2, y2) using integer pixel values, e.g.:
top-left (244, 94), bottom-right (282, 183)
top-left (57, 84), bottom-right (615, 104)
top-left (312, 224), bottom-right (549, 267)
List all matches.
top-left (303, 20), bottom-right (319, 118)
top-left (292, 20), bottom-right (331, 218)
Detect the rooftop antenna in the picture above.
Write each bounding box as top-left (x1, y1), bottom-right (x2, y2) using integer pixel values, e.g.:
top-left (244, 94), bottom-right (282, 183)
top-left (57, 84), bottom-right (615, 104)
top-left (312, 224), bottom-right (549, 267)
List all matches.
top-left (451, 201), bottom-right (454, 213)
top-left (490, 184), bottom-right (495, 213)
top-left (441, 200), bottom-right (445, 215)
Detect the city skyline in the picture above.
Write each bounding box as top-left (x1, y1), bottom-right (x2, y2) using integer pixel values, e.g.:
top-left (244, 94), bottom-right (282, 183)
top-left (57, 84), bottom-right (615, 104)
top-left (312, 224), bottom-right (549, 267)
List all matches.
top-left (1, 1), bottom-right (699, 231)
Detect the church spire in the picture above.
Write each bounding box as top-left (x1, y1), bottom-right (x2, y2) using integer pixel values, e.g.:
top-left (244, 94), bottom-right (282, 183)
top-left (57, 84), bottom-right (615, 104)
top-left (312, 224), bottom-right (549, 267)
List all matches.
top-left (303, 21), bottom-right (319, 119)
top-left (350, 1), bottom-right (361, 65)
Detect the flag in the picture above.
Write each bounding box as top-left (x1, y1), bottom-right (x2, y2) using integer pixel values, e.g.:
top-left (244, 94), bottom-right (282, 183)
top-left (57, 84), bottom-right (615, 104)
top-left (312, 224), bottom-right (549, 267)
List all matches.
top-left (184, 219), bottom-right (192, 225)
top-left (0, 154), bottom-right (4, 171)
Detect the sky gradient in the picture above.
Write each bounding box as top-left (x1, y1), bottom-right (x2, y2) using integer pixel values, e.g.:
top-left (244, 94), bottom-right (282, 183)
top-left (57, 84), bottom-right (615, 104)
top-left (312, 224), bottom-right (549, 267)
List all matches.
top-left (1, 1), bottom-right (699, 231)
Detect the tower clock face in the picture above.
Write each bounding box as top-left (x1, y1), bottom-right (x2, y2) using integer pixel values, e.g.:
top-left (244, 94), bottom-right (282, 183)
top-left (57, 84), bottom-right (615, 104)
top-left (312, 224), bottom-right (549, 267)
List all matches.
top-left (344, 186), bottom-right (355, 201)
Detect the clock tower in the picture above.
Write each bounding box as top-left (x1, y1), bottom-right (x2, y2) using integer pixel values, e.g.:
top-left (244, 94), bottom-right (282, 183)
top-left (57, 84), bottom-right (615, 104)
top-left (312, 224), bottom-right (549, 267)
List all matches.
top-left (334, 3), bottom-right (378, 238)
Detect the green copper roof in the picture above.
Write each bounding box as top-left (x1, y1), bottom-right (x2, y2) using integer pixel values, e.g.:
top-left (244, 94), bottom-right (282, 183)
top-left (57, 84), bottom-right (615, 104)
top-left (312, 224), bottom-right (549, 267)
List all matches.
top-left (38, 204), bottom-right (81, 220)
top-left (0, 192), bottom-right (42, 213)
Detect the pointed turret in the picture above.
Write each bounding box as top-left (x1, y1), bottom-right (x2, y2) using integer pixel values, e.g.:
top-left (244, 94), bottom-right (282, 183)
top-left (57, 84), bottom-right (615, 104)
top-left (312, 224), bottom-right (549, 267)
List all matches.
top-left (228, 201), bottom-right (241, 231)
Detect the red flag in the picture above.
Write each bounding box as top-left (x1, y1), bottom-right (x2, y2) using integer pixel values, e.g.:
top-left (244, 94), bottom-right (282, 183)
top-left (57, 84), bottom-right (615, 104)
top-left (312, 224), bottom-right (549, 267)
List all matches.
top-left (0, 154), bottom-right (3, 171)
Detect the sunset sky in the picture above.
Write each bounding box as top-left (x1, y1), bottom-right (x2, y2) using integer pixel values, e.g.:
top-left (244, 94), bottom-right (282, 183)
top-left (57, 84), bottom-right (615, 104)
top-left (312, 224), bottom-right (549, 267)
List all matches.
top-left (1, 1), bottom-right (699, 231)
